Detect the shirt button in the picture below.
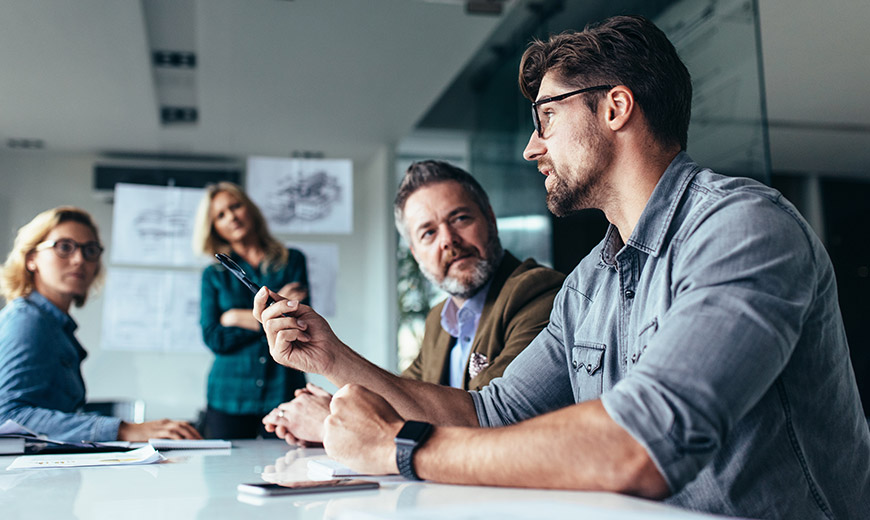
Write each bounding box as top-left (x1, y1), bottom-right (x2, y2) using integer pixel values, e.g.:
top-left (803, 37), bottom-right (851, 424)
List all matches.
top-left (624, 289), bottom-right (635, 299)
top-left (255, 379), bottom-right (264, 388)
top-left (463, 337), bottom-right (471, 342)
top-left (572, 360), bottom-right (579, 369)
top-left (259, 356), bottom-right (267, 364)
top-left (586, 364), bottom-right (593, 371)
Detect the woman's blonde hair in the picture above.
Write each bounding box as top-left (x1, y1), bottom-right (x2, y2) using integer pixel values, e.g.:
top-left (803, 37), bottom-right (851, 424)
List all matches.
top-left (192, 182), bottom-right (288, 271)
top-left (1, 206), bottom-right (104, 307)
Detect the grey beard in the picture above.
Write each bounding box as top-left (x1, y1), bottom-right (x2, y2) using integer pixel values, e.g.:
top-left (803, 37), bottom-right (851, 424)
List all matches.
top-left (420, 232), bottom-right (503, 300)
top-left (433, 256), bottom-right (494, 300)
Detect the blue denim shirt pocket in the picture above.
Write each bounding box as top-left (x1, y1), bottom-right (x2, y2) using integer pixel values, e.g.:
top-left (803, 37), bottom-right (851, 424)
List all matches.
top-left (571, 342), bottom-right (606, 399)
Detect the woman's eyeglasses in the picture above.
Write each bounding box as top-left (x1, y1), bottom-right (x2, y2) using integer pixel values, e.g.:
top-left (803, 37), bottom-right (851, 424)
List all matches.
top-left (35, 238), bottom-right (104, 262)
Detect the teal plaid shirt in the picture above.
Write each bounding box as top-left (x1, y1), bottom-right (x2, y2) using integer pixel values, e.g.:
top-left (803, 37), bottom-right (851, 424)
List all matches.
top-left (200, 248), bottom-right (308, 415)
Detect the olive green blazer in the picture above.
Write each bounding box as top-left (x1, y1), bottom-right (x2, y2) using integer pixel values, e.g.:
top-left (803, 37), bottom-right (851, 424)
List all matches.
top-left (402, 251), bottom-right (565, 390)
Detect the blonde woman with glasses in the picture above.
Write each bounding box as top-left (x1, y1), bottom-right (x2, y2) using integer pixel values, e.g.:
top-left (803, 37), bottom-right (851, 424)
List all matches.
top-left (0, 206), bottom-right (201, 442)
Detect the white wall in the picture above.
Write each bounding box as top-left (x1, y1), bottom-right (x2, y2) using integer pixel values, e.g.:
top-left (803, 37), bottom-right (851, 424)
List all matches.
top-left (0, 148), bottom-right (397, 422)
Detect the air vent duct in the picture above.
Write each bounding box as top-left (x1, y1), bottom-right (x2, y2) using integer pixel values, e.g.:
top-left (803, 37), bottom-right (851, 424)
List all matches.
top-left (93, 161), bottom-right (241, 202)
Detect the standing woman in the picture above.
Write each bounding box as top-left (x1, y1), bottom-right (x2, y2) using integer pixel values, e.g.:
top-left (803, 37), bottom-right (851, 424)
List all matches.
top-left (0, 206), bottom-right (200, 442)
top-left (194, 182), bottom-right (308, 439)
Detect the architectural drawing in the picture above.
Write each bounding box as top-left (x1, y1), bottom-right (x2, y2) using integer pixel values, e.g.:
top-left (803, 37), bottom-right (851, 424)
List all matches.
top-left (133, 208), bottom-right (191, 240)
top-left (111, 183), bottom-right (207, 267)
top-left (100, 268), bottom-right (206, 352)
top-left (246, 157), bottom-right (353, 234)
top-left (269, 170), bottom-right (342, 225)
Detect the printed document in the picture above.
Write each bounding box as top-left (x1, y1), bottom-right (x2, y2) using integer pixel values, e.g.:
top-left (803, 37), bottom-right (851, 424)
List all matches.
top-left (5, 445), bottom-right (164, 470)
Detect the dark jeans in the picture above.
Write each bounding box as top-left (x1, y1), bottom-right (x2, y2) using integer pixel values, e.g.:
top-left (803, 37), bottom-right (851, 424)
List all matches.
top-left (203, 407), bottom-right (277, 439)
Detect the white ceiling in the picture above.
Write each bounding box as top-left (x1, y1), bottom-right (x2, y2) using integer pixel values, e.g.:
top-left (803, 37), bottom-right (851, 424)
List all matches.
top-left (0, 0), bottom-right (868, 176)
top-left (0, 0), bottom-right (511, 162)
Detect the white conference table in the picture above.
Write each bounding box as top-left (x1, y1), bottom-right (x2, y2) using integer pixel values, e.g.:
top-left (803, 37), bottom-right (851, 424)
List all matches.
top-left (0, 439), bottom-right (740, 520)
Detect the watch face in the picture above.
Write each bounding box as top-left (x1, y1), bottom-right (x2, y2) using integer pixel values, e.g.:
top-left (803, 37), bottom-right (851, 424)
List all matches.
top-left (396, 421), bottom-right (432, 443)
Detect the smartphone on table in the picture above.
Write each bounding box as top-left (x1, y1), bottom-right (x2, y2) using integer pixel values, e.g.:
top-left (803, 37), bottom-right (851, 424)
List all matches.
top-left (237, 479), bottom-right (379, 496)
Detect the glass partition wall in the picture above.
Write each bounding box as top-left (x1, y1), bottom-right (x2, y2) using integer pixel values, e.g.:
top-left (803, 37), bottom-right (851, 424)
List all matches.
top-left (395, 0), bottom-right (769, 370)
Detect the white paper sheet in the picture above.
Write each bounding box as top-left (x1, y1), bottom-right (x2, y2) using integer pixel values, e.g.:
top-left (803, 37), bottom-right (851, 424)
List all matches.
top-left (246, 157), bottom-right (353, 234)
top-left (100, 267), bottom-right (207, 352)
top-left (0, 420), bottom-right (38, 436)
top-left (111, 183), bottom-right (207, 267)
top-left (5, 445), bottom-right (164, 470)
top-left (289, 242), bottom-right (338, 317)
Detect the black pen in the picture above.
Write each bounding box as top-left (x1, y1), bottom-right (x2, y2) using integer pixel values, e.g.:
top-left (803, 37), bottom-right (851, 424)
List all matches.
top-left (214, 253), bottom-right (293, 316)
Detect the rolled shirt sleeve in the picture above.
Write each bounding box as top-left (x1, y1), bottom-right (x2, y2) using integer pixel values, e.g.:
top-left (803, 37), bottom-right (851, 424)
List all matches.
top-left (468, 154), bottom-right (870, 516)
top-left (601, 192), bottom-right (818, 491)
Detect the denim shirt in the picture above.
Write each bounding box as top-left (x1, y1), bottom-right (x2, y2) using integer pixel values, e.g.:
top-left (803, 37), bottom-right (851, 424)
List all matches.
top-left (0, 291), bottom-right (120, 442)
top-left (471, 153), bottom-right (870, 519)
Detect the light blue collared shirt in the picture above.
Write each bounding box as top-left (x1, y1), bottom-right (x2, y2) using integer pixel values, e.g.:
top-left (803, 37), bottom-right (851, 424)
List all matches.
top-left (0, 291), bottom-right (120, 442)
top-left (471, 152), bottom-right (870, 519)
top-left (441, 279), bottom-right (492, 388)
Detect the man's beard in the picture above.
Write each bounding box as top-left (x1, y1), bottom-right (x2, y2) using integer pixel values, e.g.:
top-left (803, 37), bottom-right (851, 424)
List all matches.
top-left (544, 119), bottom-right (614, 217)
top-left (419, 225), bottom-right (503, 300)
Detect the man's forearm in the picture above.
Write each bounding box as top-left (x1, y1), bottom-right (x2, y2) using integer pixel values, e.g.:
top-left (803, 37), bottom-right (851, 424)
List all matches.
top-left (328, 346), bottom-right (478, 427)
top-left (412, 399), bottom-right (670, 497)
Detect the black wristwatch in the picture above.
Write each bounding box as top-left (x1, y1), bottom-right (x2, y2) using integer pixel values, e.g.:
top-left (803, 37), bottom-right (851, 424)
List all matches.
top-left (394, 420), bottom-right (433, 481)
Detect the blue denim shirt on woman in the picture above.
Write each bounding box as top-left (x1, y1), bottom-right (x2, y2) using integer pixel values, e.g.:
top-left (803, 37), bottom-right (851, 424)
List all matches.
top-left (471, 152), bottom-right (870, 519)
top-left (0, 291), bottom-right (119, 442)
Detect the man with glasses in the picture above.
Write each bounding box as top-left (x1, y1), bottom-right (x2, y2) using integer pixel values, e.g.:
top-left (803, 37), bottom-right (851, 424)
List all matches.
top-left (255, 15), bottom-right (870, 518)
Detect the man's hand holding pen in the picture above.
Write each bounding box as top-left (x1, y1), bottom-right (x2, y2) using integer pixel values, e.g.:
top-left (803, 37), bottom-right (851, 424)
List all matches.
top-left (253, 286), bottom-right (344, 377)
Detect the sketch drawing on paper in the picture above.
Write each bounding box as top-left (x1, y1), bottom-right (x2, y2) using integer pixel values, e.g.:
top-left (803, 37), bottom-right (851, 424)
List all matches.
top-left (111, 183), bottom-right (206, 267)
top-left (266, 170), bottom-right (342, 225)
top-left (133, 207), bottom-right (191, 239)
top-left (246, 157), bottom-right (353, 234)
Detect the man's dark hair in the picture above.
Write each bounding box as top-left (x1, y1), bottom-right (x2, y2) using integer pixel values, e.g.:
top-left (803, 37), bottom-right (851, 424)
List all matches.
top-left (394, 160), bottom-right (492, 240)
top-left (519, 15), bottom-right (692, 150)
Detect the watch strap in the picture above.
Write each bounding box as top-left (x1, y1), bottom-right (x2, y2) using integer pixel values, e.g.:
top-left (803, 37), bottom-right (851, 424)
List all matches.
top-left (394, 420), bottom-right (432, 481)
top-left (396, 441), bottom-right (421, 480)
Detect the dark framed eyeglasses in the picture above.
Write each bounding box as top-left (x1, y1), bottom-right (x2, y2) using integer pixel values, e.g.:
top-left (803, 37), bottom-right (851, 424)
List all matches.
top-left (531, 85), bottom-right (614, 138)
top-left (35, 238), bottom-right (104, 261)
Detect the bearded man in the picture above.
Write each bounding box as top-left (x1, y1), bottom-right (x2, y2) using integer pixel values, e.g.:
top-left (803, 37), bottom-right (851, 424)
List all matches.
top-left (256, 16), bottom-right (869, 518)
top-left (262, 160), bottom-right (564, 444)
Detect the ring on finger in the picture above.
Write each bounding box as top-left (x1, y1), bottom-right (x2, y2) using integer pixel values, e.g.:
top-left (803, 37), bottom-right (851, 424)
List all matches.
top-left (277, 410), bottom-right (285, 418)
